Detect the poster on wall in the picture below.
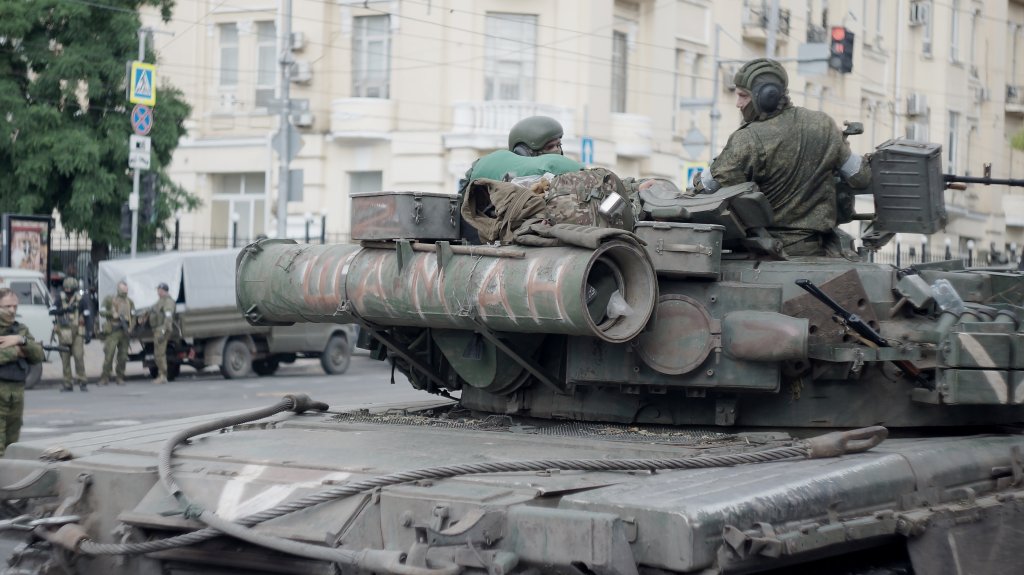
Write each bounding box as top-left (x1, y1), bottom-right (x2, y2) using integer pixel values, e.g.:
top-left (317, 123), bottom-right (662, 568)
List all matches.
top-left (1, 214), bottom-right (53, 278)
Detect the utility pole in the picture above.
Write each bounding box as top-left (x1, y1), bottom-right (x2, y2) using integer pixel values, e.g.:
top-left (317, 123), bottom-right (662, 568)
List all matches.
top-left (709, 25), bottom-right (722, 161)
top-left (276, 0), bottom-right (294, 239)
top-left (130, 28), bottom-right (148, 259)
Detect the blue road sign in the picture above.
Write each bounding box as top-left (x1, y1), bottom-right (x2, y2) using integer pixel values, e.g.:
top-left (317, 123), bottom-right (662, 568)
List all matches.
top-left (131, 105), bottom-right (153, 136)
top-left (129, 61), bottom-right (156, 106)
top-left (581, 137), bottom-right (594, 165)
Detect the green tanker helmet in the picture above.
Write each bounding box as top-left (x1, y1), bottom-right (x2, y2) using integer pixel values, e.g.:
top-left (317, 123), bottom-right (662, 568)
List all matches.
top-left (63, 277), bottom-right (78, 292)
top-left (508, 116), bottom-right (564, 156)
top-left (733, 58), bottom-right (789, 118)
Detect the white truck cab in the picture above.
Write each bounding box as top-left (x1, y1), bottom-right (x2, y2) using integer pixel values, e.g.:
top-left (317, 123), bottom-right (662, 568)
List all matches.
top-left (0, 268), bottom-right (54, 387)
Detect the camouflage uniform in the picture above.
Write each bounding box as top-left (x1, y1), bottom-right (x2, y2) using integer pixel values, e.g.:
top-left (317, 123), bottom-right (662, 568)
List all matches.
top-left (0, 299), bottom-right (44, 456)
top-left (100, 291), bottom-right (135, 385)
top-left (703, 58), bottom-right (870, 256)
top-left (150, 291), bottom-right (175, 384)
top-left (55, 284), bottom-right (88, 391)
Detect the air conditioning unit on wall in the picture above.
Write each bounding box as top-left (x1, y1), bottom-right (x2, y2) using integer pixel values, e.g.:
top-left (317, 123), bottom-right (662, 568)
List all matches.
top-left (293, 112), bottom-right (314, 127)
top-left (291, 60), bottom-right (313, 84)
top-left (909, 1), bottom-right (930, 26)
top-left (906, 93), bottom-right (928, 116)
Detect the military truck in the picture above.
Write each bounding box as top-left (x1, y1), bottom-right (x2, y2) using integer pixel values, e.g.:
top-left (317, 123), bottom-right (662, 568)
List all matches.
top-left (0, 139), bottom-right (1022, 575)
top-left (97, 249), bottom-right (357, 380)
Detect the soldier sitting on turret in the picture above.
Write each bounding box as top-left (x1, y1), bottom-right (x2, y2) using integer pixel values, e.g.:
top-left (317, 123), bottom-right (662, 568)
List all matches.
top-left (694, 58), bottom-right (872, 257)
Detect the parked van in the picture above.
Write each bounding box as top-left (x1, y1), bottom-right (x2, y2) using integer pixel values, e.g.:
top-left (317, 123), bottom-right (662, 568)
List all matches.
top-left (0, 268), bottom-right (54, 387)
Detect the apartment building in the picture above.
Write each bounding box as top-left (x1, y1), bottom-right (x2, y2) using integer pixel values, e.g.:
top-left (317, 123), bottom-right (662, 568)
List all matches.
top-left (149, 0), bottom-right (1023, 258)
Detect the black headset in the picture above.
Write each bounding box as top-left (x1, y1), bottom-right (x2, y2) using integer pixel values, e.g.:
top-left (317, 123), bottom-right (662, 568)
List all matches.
top-left (511, 143), bottom-right (537, 157)
top-left (753, 81), bottom-right (783, 115)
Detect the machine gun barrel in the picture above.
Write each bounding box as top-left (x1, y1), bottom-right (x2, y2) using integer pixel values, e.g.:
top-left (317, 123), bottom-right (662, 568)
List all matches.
top-left (795, 279), bottom-right (934, 390)
top-left (943, 174), bottom-right (1024, 187)
top-left (42, 344), bottom-right (70, 353)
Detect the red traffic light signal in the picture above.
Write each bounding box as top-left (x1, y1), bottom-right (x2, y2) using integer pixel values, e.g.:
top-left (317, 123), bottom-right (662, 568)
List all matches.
top-left (829, 26), bottom-right (855, 73)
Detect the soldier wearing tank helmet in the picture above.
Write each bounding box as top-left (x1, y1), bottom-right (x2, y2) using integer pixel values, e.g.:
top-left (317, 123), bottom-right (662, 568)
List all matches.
top-left (51, 277), bottom-right (91, 392)
top-left (695, 58), bottom-right (871, 256)
top-left (456, 115), bottom-right (583, 242)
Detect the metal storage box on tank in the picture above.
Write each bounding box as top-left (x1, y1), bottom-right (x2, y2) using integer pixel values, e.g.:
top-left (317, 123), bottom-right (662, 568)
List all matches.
top-left (869, 139), bottom-right (947, 234)
top-left (633, 221), bottom-right (724, 278)
top-left (350, 191), bottom-right (461, 241)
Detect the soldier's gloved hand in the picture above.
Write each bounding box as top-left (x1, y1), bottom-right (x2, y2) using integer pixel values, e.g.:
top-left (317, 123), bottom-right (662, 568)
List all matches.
top-left (691, 169), bottom-right (706, 193)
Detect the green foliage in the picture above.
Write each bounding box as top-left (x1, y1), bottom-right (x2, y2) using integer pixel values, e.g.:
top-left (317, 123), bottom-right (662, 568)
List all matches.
top-left (0, 0), bottom-right (197, 251)
top-left (1012, 131), bottom-right (1024, 152)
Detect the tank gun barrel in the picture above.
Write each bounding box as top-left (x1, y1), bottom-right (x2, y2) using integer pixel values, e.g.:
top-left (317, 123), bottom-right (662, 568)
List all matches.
top-left (943, 174), bottom-right (1024, 187)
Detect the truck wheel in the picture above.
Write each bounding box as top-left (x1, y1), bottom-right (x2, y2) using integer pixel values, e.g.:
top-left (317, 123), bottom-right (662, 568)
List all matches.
top-left (220, 340), bottom-right (252, 379)
top-left (320, 333), bottom-right (352, 375)
top-left (252, 359), bottom-right (280, 376)
top-left (168, 363), bottom-right (181, 381)
top-left (24, 363), bottom-right (42, 390)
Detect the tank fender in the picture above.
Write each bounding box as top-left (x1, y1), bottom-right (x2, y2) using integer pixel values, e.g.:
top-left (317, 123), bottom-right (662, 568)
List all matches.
top-left (721, 311), bottom-right (808, 361)
top-left (202, 336), bottom-right (257, 366)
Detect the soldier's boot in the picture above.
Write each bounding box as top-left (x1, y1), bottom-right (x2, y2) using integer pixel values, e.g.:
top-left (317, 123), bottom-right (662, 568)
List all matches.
top-left (115, 377), bottom-right (125, 386)
top-left (98, 376), bottom-right (109, 386)
top-left (153, 376), bottom-right (167, 385)
top-left (78, 381), bottom-right (88, 392)
top-left (59, 382), bottom-right (74, 393)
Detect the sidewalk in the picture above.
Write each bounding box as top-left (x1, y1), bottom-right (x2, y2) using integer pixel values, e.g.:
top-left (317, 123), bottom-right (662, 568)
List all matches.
top-left (40, 339), bottom-right (148, 387)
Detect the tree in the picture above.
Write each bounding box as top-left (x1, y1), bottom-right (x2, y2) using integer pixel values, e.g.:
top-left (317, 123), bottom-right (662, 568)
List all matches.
top-left (0, 0), bottom-right (198, 264)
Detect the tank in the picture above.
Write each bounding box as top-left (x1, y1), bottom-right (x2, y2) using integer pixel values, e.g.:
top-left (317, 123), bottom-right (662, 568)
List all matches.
top-left (0, 140), bottom-right (1022, 575)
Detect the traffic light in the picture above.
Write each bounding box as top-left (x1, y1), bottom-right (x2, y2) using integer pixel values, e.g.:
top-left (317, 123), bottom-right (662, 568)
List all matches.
top-left (120, 203), bottom-right (132, 239)
top-left (829, 26), bottom-right (855, 73)
top-left (140, 172), bottom-right (158, 224)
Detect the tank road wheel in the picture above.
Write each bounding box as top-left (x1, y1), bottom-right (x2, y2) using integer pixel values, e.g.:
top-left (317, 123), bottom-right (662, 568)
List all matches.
top-left (320, 333), bottom-right (352, 375)
top-left (252, 359), bottom-right (280, 376)
top-left (220, 340), bottom-right (253, 379)
top-left (24, 364), bottom-right (42, 390)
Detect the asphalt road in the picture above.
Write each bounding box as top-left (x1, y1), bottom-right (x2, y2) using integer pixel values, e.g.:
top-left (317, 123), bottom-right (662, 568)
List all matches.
top-left (23, 349), bottom-right (432, 442)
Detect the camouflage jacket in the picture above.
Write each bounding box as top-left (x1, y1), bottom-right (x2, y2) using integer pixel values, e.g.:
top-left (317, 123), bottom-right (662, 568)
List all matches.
top-left (102, 294), bottom-right (136, 332)
top-left (709, 106), bottom-right (868, 236)
top-left (0, 322), bottom-right (44, 383)
top-left (149, 295), bottom-right (175, 331)
top-left (55, 291), bottom-right (85, 332)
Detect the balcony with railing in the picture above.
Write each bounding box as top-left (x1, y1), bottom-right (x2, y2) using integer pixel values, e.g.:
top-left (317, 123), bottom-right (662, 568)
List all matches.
top-left (1007, 85), bottom-right (1024, 115)
top-left (329, 98), bottom-right (397, 140)
top-left (741, 1), bottom-right (791, 43)
top-left (444, 100), bottom-right (576, 151)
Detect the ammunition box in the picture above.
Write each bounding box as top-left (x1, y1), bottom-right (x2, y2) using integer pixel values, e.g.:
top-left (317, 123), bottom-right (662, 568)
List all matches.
top-left (938, 369), bottom-right (1010, 404)
top-left (350, 191), bottom-right (461, 241)
top-left (868, 139), bottom-right (947, 234)
top-left (634, 222), bottom-right (724, 279)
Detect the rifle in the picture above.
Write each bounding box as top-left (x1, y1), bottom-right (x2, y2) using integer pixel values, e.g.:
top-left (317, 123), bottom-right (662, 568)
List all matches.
top-left (795, 279), bottom-right (934, 390)
top-left (43, 344), bottom-right (71, 354)
top-left (943, 174), bottom-right (1024, 190)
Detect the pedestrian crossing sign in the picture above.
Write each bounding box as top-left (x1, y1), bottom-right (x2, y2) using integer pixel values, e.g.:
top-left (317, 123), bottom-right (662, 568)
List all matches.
top-left (129, 61), bottom-right (156, 106)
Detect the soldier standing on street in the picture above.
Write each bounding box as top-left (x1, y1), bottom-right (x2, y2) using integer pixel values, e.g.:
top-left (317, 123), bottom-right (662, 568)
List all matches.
top-left (695, 58), bottom-right (871, 257)
top-left (150, 282), bottom-right (175, 385)
top-left (99, 280), bottom-right (135, 386)
top-left (0, 288), bottom-right (44, 456)
top-left (52, 277), bottom-right (91, 392)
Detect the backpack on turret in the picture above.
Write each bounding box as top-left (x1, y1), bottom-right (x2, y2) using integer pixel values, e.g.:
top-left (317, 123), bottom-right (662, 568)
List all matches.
top-left (544, 168), bottom-right (635, 230)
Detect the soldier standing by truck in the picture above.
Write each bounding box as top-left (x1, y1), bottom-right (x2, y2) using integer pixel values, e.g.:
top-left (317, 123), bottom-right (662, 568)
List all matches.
top-left (0, 288), bottom-right (44, 455)
top-left (150, 282), bottom-right (175, 385)
top-left (99, 280), bottom-right (135, 386)
top-left (51, 277), bottom-right (91, 392)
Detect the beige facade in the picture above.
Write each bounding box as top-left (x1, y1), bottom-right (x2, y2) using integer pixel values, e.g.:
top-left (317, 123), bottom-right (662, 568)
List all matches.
top-left (147, 0), bottom-right (1024, 259)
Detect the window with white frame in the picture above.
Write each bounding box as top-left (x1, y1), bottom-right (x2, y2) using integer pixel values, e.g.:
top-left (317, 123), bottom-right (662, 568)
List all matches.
top-left (352, 15), bottom-right (391, 98)
top-left (212, 173), bottom-right (267, 245)
top-left (611, 31), bottom-right (628, 113)
top-left (950, 0), bottom-right (960, 63)
top-left (255, 22), bottom-right (277, 108)
top-left (947, 111), bottom-right (959, 175)
top-left (874, 0), bottom-right (884, 47)
top-left (923, 0), bottom-right (934, 56)
top-left (218, 24), bottom-right (239, 87)
top-left (349, 171), bottom-right (383, 194)
top-left (969, 9), bottom-right (978, 75)
top-left (484, 13), bottom-right (537, 101)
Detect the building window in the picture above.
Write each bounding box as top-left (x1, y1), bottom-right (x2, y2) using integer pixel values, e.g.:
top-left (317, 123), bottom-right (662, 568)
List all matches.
top-left (923, 0), bottom-right (933, 56)
top-left (484, 13), bottom-right (537, 101)
top-left (353, 15), bottom-right (391, 98)
top-left (212, 173), bottom-right (266, 246)
top-left (255, 22), bottom-right (277, 108)
top-left (969, 9), bottom-right (979, 75)
top-left (349, 171), bottom-right (383, 194)
top-left (218, 24), bottom-right (239, 87)
top-left (950, 0), bottom-right (960, 63)
top-left (947, 111), bottom-right (959, 175)
top-left (611, 31), bottom-right (628, 113)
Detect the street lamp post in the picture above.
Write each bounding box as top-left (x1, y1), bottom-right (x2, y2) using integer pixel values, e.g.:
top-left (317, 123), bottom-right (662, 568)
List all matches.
top-left (320, 209), bottom-right (327, 244)
top-left (966, 239), bottom-right (976, 267)
top-left (304, 211), bottom-right (312, 243)
top-left (231, 212), bottom-right (240, 248)
top-left (944, 238), bottom-right (952, 260)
